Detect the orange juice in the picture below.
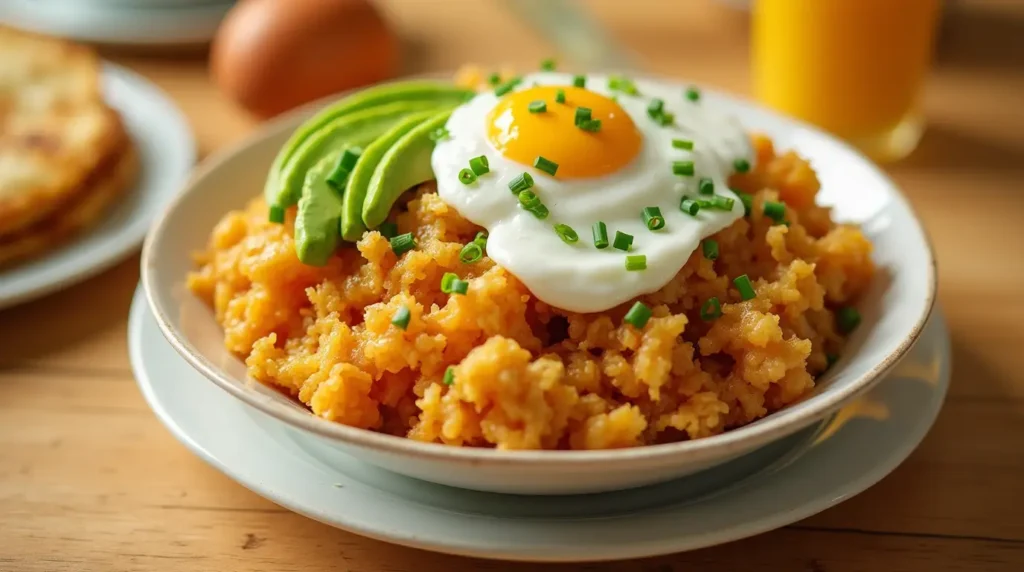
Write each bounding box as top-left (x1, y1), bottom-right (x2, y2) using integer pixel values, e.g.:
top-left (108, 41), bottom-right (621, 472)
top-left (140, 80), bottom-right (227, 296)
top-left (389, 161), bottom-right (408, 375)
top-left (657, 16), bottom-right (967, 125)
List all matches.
top-left (752, 0), bottom-right (941, 162)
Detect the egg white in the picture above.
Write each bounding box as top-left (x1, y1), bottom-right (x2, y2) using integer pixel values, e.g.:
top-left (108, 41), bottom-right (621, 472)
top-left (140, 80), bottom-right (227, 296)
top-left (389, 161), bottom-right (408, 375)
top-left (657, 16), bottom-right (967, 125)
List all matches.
top-left (431, 72), bottom-right (753, 313)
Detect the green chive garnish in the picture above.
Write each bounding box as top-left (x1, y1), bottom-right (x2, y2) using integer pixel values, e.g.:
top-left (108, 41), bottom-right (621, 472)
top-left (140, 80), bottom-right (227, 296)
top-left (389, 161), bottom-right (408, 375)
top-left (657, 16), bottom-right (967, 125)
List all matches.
top-left (459, 168), bottom-right (477, 185)
top-left (443, 366), bottom-right (455, 385)
top-left (734, 274), bottom-right (756, 301)
top-left (763, 201), bottom-right (786, 223)
top-left (642, 206), bottom-right (665, 230)
top-left (440, 272), bottom-right (458, 293)
top-left (696, 195), bottom-right (735, 211)
top-left (474, 231), bottom-right (488, 246)
top-left (517, 189), bottom-right (541, 209)
top-left (624, 301), bottom-right (652, 329)
top-left (328, 147), bottom-right (360, 191)
top-left (528, 204), bottom-right (550, 219)
top-left (672, 161), bottom-right (695, 176)
top-left (625, 255), bottom-right (647, 271)
top-left (608, 75), bottom-right (639, 95)
top-left (612, 231), bottom-right (633, 251)
top-left (685, 86), bottom-right (701, 102)
top-left (700, 297), bottom-right (722, 321)
top-left (736, 191), bottom-right (753, 216)
top-left (574, 107), bottom-right (592, 126)
top-left (459, 241), bottom-right (484, 264)
top-left (655, 112), bottom-right (675, 126)
top-left (647, 99), bottom-right (664, 117)
top-left (429, 127), bottom-right (450, 142)
top-left (555, 89), bottom-right (566, 103)
top-left (702, 239), bottom-right (718, 260)
top-left (339, 147), bottom-right (361, 171)
top-left (578, 119), bottom-right (602, 132)
top-left (672, 139), bottom-right (694, 150)
top-left (534, 156), bottom-right (558, 176)
top-left (488, 73), bottom-right (501, 86)
top-left (494, 77), bottom-right (522, 96)
top-left (390, 233), bottom-right (416, 256)
top-left (734, 158), bottom-right (751, 174)
top-left (451, 278), bottom-right (469, 295)
top-left (528, 100), bottom-right (547, 113)
top-left (680, 197), bottom-right (700, 216)
top-left (836, 306), bottom-right (861, 334)
top-left (392, 306), bottom-right (411, 330)
top-left (469, 155), bottom-right (489, 176)
top-left (268, 205), bottom-right (285, 224)
top-left (509, 172), bottom-right (535, 194)
top-left (540, 58), bottom-right (557, 71)
top-left (554, 224), bottom-right (579, 244)
top-left (572, 75), bottom-right (586, 88)
top-left (378, 221), bottom-right (398, 239)
top-left (592, 221), bottom-right (609, 249)
top-left (698, 177), bottom-right (714, 195)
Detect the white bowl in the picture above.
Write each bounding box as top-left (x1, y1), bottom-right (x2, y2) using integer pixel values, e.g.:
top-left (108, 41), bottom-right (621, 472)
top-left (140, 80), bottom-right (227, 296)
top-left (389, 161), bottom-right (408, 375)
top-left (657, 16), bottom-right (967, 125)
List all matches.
top-left (141, 75), bottom-right (937, 495)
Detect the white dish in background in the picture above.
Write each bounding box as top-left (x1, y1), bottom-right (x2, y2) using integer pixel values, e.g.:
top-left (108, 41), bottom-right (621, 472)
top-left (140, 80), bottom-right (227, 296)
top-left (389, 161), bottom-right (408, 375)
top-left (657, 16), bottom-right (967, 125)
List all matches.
top-left (0, 62), bottom-right (195, 310)
top-left (140, 74), bottom-right (937, 495)
top-left (129, 288), bottom-right (951, 562)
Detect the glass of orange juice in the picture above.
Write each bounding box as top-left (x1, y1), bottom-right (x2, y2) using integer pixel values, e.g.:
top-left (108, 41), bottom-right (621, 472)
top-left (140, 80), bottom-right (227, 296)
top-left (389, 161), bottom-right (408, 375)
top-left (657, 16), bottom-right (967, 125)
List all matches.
top-left (752, 0), bottom-right (941, 163)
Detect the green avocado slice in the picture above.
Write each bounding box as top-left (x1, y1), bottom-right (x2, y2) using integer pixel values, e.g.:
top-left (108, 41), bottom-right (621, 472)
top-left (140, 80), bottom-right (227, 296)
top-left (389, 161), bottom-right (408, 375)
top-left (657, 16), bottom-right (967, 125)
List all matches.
top-left (339, 109), bottom-right (439, 242)
top-left (265, 81), bottom-right (475, 208)
top-left (294, 155), bottom-right (343, 266)
top-left (362, 110), bottom-right (453, 231)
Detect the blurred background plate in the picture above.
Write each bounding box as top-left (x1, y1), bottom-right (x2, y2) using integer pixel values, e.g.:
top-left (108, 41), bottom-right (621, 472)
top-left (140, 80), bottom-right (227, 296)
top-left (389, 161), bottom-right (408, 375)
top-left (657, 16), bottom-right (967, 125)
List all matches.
top-left (0, 0), bottom-right (235, 47)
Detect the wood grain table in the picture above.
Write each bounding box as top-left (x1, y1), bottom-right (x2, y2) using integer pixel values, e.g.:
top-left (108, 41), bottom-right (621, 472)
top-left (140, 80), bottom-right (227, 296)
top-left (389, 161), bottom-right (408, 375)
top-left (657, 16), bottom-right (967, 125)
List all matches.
top-left (2, 1), bottom-right (1023, 570)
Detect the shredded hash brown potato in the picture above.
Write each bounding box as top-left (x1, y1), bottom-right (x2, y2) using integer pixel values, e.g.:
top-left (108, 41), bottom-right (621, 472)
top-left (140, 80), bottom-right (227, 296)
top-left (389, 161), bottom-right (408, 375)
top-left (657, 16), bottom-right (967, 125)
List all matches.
top-left (187, 135), bottom-right (874, 449)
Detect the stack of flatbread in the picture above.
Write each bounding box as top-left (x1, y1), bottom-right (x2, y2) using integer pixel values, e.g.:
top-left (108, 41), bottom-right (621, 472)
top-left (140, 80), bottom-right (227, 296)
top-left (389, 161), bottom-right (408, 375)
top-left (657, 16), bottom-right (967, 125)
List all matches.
top-left (0, 25), bottom-right (137, 267)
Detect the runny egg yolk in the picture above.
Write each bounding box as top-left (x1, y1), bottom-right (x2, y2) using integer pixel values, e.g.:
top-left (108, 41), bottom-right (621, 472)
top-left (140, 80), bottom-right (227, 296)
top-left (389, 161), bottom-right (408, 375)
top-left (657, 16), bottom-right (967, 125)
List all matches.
top-left (486, 86), bottom-right (642, 178)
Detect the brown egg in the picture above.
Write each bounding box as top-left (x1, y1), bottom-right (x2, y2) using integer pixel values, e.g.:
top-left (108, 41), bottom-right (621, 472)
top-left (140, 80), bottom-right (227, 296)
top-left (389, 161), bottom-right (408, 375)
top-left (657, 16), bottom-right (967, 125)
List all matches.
top-left (211, 0), bottom-right (400, 118)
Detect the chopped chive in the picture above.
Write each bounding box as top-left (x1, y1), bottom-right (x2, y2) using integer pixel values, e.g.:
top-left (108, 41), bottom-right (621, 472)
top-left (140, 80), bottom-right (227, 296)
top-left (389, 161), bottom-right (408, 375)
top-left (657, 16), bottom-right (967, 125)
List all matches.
top-left (429, 127), bottom-right (450, 142)
top-left (555, 89), bottom-right (566, 103)
top-left (702, 239), bottom-right (718, 260)
top-left (733, 158), bottom-right (751, 174)
top-left (451, 279), bottom-right (469, 295)
top-left (698, 177), bottom-right (715, 195)
top-left (390, 233), bottom-right (416, 256)
top-left (326, 168), bottom-right (348, 192)
top-left (572, 74), bottom-right (586, 88)
top-left (528, 203), bottom-right (550, 219)
top-left (540, 58), bottom-right (557, 71)
top-left (696, 195), bottom-right (735, 211)
top-left (624, 301), bottom-right (652, 329)
top-left (473, 231), bottom-right (488, 249)
top-left (528, 100), bottom-right (547, 113)
top-left (469, 155), bottom-right (490, 176)
top-left (440, 272), bottom-right (458, 293)
top-left (672, 139), bottom-right (694, 151)
top-left (268, 205), bottom-right (285, 224)
top-left (685, 86), bottom-right (701, 102)
top-left (612, 231), bottom-right (633, 251)
top-left (488, 72), bottom-right (501, 86)
top-left (494, 76), bottom-right (522, 96)
top-left (642, 206), bottom-right (665, 230)
top-left (680, 197), bottom-right (700, 216)
top-left (608, 75), bottom-right (639, 95)
top-left (459, 168), bottom-right (477, 185)
top-left (763, 201), bottom-right (786, 223)
top-left (578, 119), bottom-right (602, 132)
top-left (672, 161), bottom-right (695, 176)
top-left (517, 189), bottom-right (541, 209)
top-left (459, 241), bottom-right (484, 264)
top-left (655, 112), bottom-right (675, 126)
top-left (378, 221), bottom-right (398, 239)
top-left (734, 274), bottom-right (756, 301)
top-left (534, 156), bottom-right (559, 176)
top-left (327, 148), bottom-right (360, 191)
top-left (736, 190), bottom-right (753, 216)
top-left (574, 106), bottom-right (592, 126)
top-left (647, 98), bottom-right (664, 117)
top-left (836, 306), bottom-right (861, 334)
top-left (554, 223), bottom-right (579, 244)
top-left (625, 254), bottom-right (647, 271)
top-left (443, 366), bottom-right (455, 385)
top-left (700, 297), bottom-right (722, 321)
top-left (592, 221), bottom-right (609, 249)
top-left (339, 147), bottom-right (362, 171)
top-left (392, 306), bottom-right (411, 330)
top-left (508, 172), bottom-right (535, 194)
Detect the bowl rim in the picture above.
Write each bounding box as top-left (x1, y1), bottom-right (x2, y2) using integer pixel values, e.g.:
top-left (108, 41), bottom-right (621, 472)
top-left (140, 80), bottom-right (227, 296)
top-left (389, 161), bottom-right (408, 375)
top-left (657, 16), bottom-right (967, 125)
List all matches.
top-left (141, 71), bottom-right (938, 466)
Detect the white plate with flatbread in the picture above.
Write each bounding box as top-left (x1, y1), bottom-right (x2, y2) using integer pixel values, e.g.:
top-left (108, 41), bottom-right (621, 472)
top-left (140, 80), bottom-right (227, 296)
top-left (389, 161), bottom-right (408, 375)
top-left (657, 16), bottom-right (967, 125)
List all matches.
top-left (0, 61), bottom-right (195, 309)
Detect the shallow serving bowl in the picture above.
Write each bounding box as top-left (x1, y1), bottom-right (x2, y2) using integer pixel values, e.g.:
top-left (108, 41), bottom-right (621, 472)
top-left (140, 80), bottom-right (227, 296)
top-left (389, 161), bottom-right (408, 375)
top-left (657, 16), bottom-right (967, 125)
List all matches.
top-left (141, 74), bottom-right (936, 495)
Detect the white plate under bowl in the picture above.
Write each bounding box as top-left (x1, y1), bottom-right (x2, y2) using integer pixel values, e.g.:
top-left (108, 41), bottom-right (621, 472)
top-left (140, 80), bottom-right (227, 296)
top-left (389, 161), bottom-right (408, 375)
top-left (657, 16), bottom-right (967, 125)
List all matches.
top-left (129, 288), bottom-right (950, 562)
top-left (0, 62), bottom-right (195, 310)
top-left (141, 74), bottom-right (936, 495)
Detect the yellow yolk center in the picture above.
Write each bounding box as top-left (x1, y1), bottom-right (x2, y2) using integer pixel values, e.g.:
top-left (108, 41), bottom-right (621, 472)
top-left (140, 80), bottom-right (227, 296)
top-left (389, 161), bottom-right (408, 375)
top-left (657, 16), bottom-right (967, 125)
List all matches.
top-left (486, 86), bottom-right (642, 179)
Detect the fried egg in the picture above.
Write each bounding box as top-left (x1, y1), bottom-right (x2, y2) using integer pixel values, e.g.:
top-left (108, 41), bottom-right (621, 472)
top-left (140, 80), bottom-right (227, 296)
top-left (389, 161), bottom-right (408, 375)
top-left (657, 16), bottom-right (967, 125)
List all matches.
top-left (432, 72), bottom-right (754, 313)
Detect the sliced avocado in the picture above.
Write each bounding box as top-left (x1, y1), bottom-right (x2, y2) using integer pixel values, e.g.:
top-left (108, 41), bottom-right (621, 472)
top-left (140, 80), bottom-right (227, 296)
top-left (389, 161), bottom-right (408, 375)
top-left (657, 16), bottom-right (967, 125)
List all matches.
top-left (264, 81), bottom-right (475, 208)
top-left (362, 110), bottom-right (453, 231)
top-left (339, 109), bottom-right (439, 241)
top-left (294, 155), bottom-right (343, 266)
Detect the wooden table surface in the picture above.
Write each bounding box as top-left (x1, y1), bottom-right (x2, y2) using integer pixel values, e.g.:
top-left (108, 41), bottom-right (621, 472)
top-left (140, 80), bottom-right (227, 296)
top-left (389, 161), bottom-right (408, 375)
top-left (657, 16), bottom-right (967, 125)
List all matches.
top-left (2, 1), bottom-right (1023, 570)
